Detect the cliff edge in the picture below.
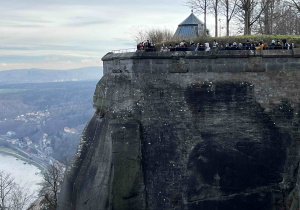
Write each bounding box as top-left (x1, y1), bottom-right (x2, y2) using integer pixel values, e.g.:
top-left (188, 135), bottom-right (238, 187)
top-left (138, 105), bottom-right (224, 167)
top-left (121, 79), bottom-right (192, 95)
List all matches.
top-left (59, 50), bottom-right (300, 210)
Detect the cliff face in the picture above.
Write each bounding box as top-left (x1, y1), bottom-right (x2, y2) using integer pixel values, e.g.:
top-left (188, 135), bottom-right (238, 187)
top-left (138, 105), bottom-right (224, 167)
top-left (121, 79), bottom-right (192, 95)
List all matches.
top-left (59, 50), bottom-right (300, 210)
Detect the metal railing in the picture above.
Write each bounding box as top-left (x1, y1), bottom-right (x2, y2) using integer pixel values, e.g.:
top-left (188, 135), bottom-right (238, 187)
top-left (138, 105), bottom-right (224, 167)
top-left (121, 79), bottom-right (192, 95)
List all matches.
top-left (112, 48), bottom-right (136, 54)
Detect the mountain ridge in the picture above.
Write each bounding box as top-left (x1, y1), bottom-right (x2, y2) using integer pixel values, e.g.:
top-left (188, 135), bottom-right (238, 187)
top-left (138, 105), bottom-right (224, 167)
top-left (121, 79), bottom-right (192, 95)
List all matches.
top-left (0, 66), bottom-right (103, 84)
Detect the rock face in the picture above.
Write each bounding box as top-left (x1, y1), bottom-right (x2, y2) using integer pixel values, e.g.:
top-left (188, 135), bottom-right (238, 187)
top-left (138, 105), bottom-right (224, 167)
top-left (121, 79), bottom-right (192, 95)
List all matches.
top-left (59, 50), bottom-right (300, 210)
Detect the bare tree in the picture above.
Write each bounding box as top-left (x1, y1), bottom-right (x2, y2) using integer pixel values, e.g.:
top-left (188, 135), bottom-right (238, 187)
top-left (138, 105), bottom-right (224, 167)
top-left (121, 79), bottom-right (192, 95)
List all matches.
top-left (131, 26), bottom-right (174, 44)
top-left (39, 165), bottom-right (60, 210)
top-left (291, 0), bottom-right (300, 11)
top-left (253, 0), bottom-right (300, 35)
top-left (262, 0), bottom-right (271, 34)
top-left (210, 0), bottom-right (219, 37)
top-left (237, 0), bottom-right (269, 35)
top-left (130, 26), bottom-right (148, 44)
top-left (252, 0), bottom-right (274, 34)
top-left (220, 0), bottom-right (238, 36)
top-left (9, 185), bottom-right (32, 210)
top-left (0, 171), bottom-right (32, 210)
top-left (273, 4), bottom-right (300, 34)
top-left (266, 0), bottom-right (278, 34)
top-left (0, 171), bottom-right (15, 209)
top-left (186, 0), bottom-right (211, 36)
top-left (146, 28), bottom-right (174, 44)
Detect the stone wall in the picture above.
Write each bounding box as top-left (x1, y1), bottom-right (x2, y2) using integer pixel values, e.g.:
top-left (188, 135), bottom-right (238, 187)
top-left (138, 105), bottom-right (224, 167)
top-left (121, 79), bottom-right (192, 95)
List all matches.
top-left (102, 49), bottom-right (300, 111)
top-left (58, 50), bottom-right (300, 210)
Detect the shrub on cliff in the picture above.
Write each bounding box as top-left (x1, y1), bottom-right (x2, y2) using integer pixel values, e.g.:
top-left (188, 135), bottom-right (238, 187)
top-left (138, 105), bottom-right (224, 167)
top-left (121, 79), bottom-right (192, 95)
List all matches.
top-left (131, 26), bottom-right (175, 44)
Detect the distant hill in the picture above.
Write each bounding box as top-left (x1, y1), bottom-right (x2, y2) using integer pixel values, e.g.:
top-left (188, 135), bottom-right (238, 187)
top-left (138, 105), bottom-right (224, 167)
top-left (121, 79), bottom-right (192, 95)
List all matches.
top-left (0, 66), bottom-right (102, 84)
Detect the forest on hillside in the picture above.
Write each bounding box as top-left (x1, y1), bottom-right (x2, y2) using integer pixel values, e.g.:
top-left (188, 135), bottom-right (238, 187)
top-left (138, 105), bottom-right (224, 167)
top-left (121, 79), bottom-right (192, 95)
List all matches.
top-left (0, 81), bottom-right (97, 163)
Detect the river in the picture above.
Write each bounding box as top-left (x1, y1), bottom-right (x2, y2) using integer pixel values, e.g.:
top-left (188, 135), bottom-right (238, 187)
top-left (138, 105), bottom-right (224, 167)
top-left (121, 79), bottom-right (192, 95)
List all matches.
top-left (0, 152), bottom-right (43, 204)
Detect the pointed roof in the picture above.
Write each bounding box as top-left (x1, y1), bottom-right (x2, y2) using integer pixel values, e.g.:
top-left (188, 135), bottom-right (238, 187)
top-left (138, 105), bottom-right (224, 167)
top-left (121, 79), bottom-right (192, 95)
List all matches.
top-left (178, 12), bottom-right (203, 26)
top-left (173, 12), bottom-right (206, 38)
top-left (174, 25), bottom-right (198, 38)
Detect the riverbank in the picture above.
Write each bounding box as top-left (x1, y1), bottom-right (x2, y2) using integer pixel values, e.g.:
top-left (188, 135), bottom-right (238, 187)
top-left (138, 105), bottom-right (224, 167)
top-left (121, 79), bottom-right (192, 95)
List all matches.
top-left (0, 146), bottom-right (44, 171)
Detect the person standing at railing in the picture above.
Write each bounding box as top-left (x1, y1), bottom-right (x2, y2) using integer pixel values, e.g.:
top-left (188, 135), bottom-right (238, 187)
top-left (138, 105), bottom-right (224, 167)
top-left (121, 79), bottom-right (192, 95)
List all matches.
top-left (255, 41), bottom-right (264, 50)
top-left (190, 43), bottom-right (195, 51)
top-left (137, 42), bottom-right (142, 50)
top-left (143, 41), bottom-right (147, 50)
top-left (195, 43), bottom-right (199, 51)
top-left (212, 40), bottom-right (218, 49)
top-left (246, 40), bottom-right (251, 50)
top-left (275, 40), bottom-right (282, 49)
top-left (148, 40), bottom-right (151, 49)
top-left (144, 40), bottom-right (151, 50)
top-left (291, 42), bottom-right (296, 49)
top-left (205, 41), bottom-right (210, 51)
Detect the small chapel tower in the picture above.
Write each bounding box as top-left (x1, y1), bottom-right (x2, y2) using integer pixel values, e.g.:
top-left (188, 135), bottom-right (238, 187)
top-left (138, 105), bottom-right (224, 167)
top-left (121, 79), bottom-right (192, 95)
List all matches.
top-left (173, 11), bottom-right (209, 38)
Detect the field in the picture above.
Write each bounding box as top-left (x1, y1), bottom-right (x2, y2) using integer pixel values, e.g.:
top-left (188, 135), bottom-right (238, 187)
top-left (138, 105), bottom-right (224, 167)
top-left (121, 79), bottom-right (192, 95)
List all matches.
top-left (0, 89), bottom-right (27, 94)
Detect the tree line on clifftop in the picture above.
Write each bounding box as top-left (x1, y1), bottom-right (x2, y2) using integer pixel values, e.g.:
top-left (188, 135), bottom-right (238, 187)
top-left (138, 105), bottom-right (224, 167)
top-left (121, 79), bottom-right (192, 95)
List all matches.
top-left (186, 0), bottom-right (300, 36)
top-left (132, 0), bottom-right (300, 46)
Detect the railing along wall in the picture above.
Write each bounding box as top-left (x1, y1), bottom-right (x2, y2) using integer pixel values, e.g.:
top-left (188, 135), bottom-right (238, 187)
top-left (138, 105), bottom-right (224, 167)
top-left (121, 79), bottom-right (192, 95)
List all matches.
top-left (112, 48), bottom-right (136, 54)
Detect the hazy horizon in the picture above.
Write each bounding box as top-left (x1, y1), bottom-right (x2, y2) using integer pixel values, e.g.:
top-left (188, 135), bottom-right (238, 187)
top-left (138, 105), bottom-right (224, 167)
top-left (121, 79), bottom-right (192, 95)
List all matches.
top-left (0, 66), bottom-right (102, 71)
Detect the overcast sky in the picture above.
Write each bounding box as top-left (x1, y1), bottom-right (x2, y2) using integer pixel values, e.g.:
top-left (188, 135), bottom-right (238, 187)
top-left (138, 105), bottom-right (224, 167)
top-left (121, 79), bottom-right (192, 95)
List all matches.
top-left (0, 0), bottom-right (214, 71)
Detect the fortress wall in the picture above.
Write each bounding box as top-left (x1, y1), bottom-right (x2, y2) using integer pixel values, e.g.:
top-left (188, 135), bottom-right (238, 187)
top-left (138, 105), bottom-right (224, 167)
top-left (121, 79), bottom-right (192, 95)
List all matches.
top-left (102, 50), bottom-right (300, 111)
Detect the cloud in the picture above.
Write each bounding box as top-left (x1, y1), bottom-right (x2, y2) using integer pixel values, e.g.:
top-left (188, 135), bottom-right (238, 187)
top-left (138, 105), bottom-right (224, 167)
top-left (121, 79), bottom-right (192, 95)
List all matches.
top-left (2, 0), bottom-right (182, 8)
top-left (0, 22), bottom-right (45, 28)
top-left (81, 59), bottom-right (94, 63)
top-left (0, 0), bottom-right (194, 70)
top-left (65, 20), bottom-right (110, 27)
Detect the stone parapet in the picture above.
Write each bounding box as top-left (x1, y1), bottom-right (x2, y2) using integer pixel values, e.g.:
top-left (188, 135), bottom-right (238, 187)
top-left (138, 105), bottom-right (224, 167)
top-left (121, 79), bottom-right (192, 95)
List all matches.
top-left (102, 49), bottom-right (300, 62)
top-left (102, 49), bottom-right (300, 76)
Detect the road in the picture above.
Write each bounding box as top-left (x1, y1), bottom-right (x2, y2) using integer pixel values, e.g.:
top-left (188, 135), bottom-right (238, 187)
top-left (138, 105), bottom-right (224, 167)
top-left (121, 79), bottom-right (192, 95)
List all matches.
top-left (0, 135), bottom-right (60, 172)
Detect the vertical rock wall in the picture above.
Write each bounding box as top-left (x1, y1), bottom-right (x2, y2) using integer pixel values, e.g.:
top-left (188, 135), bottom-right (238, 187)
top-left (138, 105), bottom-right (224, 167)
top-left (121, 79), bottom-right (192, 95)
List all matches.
top-left (59, 51), bottom-right (300, 210)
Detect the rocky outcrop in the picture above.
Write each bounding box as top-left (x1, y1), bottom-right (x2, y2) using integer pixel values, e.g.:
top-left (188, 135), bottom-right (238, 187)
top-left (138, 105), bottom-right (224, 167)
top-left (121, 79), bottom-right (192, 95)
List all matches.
top-left (59, 51), bottom-right (300, 210)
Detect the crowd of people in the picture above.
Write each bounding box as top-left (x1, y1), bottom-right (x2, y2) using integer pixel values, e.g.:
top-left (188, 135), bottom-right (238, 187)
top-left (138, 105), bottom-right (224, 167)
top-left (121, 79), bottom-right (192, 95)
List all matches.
top-left (137, 39), bottom-right (296, 52)
top-left (137, 40), bottom-right (157, 51)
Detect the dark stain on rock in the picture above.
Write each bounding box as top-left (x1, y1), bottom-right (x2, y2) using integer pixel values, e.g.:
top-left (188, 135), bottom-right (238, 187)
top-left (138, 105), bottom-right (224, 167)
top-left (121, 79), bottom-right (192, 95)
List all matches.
top-left (185, 81), bottom-right (289, 208)
top-left (184, 82), bottom-right (254, 114)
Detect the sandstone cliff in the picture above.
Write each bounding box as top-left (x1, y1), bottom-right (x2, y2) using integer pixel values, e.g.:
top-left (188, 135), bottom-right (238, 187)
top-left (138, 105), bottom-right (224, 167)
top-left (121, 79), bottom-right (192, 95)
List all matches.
top-left (59, 50), bottom-right (300, 210)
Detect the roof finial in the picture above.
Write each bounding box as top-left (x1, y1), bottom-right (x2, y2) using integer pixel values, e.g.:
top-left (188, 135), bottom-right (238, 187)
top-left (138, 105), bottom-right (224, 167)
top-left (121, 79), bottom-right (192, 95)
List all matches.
top-left (191, 9), bottom-right (193, 13)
